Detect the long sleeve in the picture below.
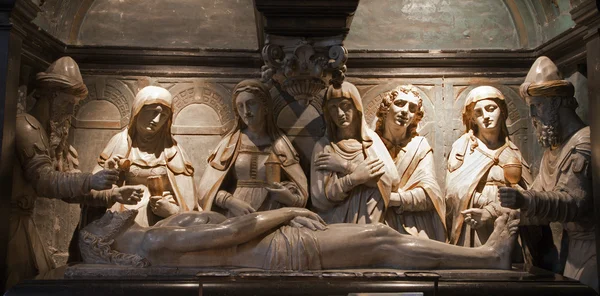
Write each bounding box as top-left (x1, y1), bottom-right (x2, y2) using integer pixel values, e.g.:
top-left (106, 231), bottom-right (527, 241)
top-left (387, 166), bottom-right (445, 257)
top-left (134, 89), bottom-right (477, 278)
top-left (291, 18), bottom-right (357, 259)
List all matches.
top-left (21, 150), bottom-right (113, 207)
top-left (397, 188), bottom-right (433, 212)
top-left (523, 151), bottom-right (592, 223)
top-left (310, 139), bottom-right (355, 211)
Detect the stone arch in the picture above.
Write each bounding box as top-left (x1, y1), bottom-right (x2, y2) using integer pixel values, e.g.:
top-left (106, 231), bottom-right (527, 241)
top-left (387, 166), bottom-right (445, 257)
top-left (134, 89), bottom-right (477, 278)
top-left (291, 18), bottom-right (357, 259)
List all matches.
top-left (169, 82), bottom-right (235, 135)
top-left (74, 78), bottom-right (134, 129)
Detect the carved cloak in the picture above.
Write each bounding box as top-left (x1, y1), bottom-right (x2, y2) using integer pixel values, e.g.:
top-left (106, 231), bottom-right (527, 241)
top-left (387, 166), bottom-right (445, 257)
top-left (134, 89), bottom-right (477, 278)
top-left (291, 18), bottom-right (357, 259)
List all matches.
top-left (96, 128), bottom-right (198, 214)
top-left (385, 136), bottom-right (446, 242)
top-left (310, 81), bottom-right (399, 224)
top-left (198, 129), bottom-right (308, 211)
top-left (446, 133), bottom-right (532, 245)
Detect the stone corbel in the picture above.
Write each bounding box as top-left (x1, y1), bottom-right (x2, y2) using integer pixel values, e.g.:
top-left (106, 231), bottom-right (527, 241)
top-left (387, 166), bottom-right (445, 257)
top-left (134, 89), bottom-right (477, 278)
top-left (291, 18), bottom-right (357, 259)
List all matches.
top-left (261, 35), bottom-right (348, 105)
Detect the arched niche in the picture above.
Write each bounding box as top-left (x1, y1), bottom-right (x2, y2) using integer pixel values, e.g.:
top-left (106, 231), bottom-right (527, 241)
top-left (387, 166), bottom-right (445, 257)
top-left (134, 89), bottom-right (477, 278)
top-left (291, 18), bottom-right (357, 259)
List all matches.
top-left (169, 82), bottom-right (235, 135)
top-left (168, 82), bottom-right (235, 183)
top-left (74, 78), bottom-right (134, 129)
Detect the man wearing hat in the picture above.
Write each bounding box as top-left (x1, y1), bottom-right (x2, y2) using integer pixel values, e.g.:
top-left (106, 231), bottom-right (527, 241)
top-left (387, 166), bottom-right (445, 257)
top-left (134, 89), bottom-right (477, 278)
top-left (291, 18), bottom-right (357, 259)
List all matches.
top-left (6, 57), bottom-right (143, 289)
top-left (500, 56), bottom-right (597, 291)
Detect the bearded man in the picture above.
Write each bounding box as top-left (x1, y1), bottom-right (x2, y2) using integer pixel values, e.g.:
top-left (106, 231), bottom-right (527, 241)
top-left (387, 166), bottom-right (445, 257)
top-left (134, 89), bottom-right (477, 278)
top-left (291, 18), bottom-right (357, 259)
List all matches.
top-left (500, 56), bottom-right (597, 292)
top-left (6, 57), bottom-right (143, 289)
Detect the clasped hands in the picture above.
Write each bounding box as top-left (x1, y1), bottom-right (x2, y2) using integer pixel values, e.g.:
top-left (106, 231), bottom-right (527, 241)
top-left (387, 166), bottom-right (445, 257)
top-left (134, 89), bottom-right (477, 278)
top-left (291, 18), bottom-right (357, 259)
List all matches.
top-left (315, 151), bottom-right (385, 186)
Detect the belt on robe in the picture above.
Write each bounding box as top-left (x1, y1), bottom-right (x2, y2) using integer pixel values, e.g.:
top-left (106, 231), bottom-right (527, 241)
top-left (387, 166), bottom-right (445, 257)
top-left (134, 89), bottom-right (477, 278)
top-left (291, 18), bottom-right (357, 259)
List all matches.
top-left (237, 179), bottom-right (268, 188)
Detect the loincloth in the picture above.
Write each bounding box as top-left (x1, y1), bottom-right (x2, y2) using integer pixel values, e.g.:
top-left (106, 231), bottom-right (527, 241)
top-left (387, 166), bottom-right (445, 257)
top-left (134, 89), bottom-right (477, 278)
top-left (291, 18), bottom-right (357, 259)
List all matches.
top-left (262, 226), bottom-right (322, 270)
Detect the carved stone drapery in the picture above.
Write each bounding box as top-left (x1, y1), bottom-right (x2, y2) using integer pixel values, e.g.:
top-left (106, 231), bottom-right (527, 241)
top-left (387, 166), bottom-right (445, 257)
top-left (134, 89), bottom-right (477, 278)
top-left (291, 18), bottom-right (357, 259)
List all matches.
top-left (261, 35), bottom-right (348, 106)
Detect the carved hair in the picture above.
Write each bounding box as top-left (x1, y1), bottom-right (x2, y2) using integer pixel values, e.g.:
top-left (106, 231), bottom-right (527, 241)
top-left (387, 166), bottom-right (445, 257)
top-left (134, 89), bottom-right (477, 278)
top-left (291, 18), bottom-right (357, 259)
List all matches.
top-left (79, 210), bottom-right (150, 267)
top-left (375, 85), bottom-right (424, 141)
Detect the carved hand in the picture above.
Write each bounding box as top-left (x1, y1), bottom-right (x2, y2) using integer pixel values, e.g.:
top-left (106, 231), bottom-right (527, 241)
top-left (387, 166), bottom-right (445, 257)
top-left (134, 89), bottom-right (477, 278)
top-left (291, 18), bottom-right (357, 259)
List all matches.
top-left (461, 208), bottom-right (492, 229)
top-left (314, 152), bottom-right (349, 173)
top-left (289, 208), bottom-right (327, 226)
top-left (150, 191), bottom-right (179, 218)
top-left (499, 187), bottom-right (526, 209)
top-left (225, 197), bottom-right (256, 217)
top-left (289, 216), bottom-right (327, 231)
top-left (90, 169), bottom-right (119, 191)
top-left (266, 182), bottom-right (298, 206)
top-left (350, 159), bottom-right (385, 185)
top-left (111, 185), bottom-right (144, 205)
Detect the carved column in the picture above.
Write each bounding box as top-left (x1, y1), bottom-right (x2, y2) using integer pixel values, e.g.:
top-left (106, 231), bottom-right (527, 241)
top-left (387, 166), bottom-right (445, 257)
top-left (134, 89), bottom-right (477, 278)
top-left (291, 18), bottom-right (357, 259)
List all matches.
top-left (255, 0), bottom-right (358, 105)
top-left (0, 0), bottom-right (40, 291)
top-left (571, 0), bottom-right (600, 288)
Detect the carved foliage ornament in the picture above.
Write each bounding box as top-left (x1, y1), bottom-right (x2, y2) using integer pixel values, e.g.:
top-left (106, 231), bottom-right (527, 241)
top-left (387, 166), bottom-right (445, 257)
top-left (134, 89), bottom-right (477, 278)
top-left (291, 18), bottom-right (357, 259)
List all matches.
top-left (261, 36), bottom-right (348, 105)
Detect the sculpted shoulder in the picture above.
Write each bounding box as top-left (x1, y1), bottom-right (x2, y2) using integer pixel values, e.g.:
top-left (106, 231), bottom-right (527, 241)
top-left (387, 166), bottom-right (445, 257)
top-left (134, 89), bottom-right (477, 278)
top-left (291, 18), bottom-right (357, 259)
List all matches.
top-left (15, 113), bottom-right (50, 159)
top-left (447, 133), bottom-right (471, 172)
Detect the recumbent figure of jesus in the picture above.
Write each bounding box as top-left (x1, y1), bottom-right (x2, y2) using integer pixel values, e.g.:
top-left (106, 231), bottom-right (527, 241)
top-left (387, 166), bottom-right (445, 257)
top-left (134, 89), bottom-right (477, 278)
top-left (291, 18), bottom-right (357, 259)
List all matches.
top-left (80, 207), bottom-right (518, 271)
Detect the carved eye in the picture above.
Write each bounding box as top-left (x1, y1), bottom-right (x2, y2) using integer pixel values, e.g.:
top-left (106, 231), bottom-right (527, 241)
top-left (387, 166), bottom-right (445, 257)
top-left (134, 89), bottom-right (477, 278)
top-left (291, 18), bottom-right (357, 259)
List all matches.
top-left (340, 101), bottom-right (352, 110)
top-left (395, 99), bottom-right (407, 107)
top-left (485, 105), bottom-right (497, 112)
top-left (408, 103), bottom-right (417, 113)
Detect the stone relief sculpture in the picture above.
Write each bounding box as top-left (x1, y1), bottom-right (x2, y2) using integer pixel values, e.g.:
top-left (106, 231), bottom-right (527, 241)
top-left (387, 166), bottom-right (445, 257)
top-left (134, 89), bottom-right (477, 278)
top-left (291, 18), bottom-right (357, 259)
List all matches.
top-left (310, 81), bottom-right (399, 224)
top-left (79, 208), bottom-right (519, 271)
top-left (92, 86), bottom-right (198, 228)
top-left (500, 56), bottom-right (598, 291)
top-left (374, 85), bottom-right (446, 242)
top-left (6, 57), bottom-right (141, 289)
top-left (446, 86), bottom-right (532, 247)
top-left (198, 79), bottom-right (308, 217)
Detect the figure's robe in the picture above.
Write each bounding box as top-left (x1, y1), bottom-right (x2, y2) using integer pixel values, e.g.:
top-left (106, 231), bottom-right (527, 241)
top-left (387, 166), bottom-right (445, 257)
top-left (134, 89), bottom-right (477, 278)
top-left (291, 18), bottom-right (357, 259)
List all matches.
top-left (446, 133), bottom-right (532, 246)
top-left (523, 127), bottom-right (597, 291)
top-left (384, 136), bottom-right (446, 242)
top-left (96, 128), bottom-right (198, 227)
top-left (199, 130), bottom-right (308, 212)
top-left (7, 114), bottom-right (113, 289)
top-left (310, 129), bottom-right (399, 224)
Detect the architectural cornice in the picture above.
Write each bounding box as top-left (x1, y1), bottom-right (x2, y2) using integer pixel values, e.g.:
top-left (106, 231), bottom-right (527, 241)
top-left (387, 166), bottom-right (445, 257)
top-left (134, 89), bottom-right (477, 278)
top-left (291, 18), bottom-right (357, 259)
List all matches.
top-left (10, 1), bottom-right (591, 78)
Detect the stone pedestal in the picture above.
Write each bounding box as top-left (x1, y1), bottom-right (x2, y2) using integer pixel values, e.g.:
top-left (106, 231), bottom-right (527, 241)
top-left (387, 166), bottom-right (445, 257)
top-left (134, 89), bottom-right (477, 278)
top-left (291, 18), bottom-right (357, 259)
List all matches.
top-left (5, 264), bottom-right (596, 296)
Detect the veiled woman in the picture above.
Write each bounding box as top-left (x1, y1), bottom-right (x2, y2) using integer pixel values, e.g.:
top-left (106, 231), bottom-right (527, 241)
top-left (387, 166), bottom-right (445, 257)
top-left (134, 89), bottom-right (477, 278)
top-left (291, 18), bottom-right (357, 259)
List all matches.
top-left (446, 86), bottom-right (531, 246)
top-left (93, 86), bottom-right (198, 227)
top-left (198, 79), bottom-right (308, 217)
top-left (311, 81), bottom-right (399, 224)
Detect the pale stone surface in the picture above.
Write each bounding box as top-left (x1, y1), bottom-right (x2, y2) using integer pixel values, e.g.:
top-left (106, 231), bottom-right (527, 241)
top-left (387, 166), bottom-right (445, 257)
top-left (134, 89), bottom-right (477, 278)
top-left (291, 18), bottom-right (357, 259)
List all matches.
top-left (77, 208), bottom-right (517, 270)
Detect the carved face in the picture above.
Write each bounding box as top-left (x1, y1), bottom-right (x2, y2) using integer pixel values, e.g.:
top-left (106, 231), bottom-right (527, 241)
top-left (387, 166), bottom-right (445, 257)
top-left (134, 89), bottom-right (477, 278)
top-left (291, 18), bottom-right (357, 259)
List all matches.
top-left (526, 96), bottom-right (561, 148)
top-left (236, 91), bottom-right (266, 130)
top-left (135, 104), bottom-right (172, 137)
top-left (385, 91), bottom-right (419, 128)
top-left (471, 99), bottom-right (502, 132)
top-left (327, 97), bottom-right (357, 129)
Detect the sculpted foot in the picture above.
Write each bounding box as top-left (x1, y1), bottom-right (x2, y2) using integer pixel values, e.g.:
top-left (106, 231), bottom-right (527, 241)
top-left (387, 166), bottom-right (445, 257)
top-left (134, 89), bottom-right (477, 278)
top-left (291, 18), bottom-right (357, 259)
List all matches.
top-left (483, 211), bottom-right (519, 269)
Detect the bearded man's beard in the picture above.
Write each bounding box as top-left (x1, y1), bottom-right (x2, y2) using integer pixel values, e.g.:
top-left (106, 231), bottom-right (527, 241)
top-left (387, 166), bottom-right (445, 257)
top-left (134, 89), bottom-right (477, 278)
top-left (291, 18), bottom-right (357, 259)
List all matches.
top-left (49, 115), bottom-right (72, 170)
top-left (534, 113), bottom-right (561, 148)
